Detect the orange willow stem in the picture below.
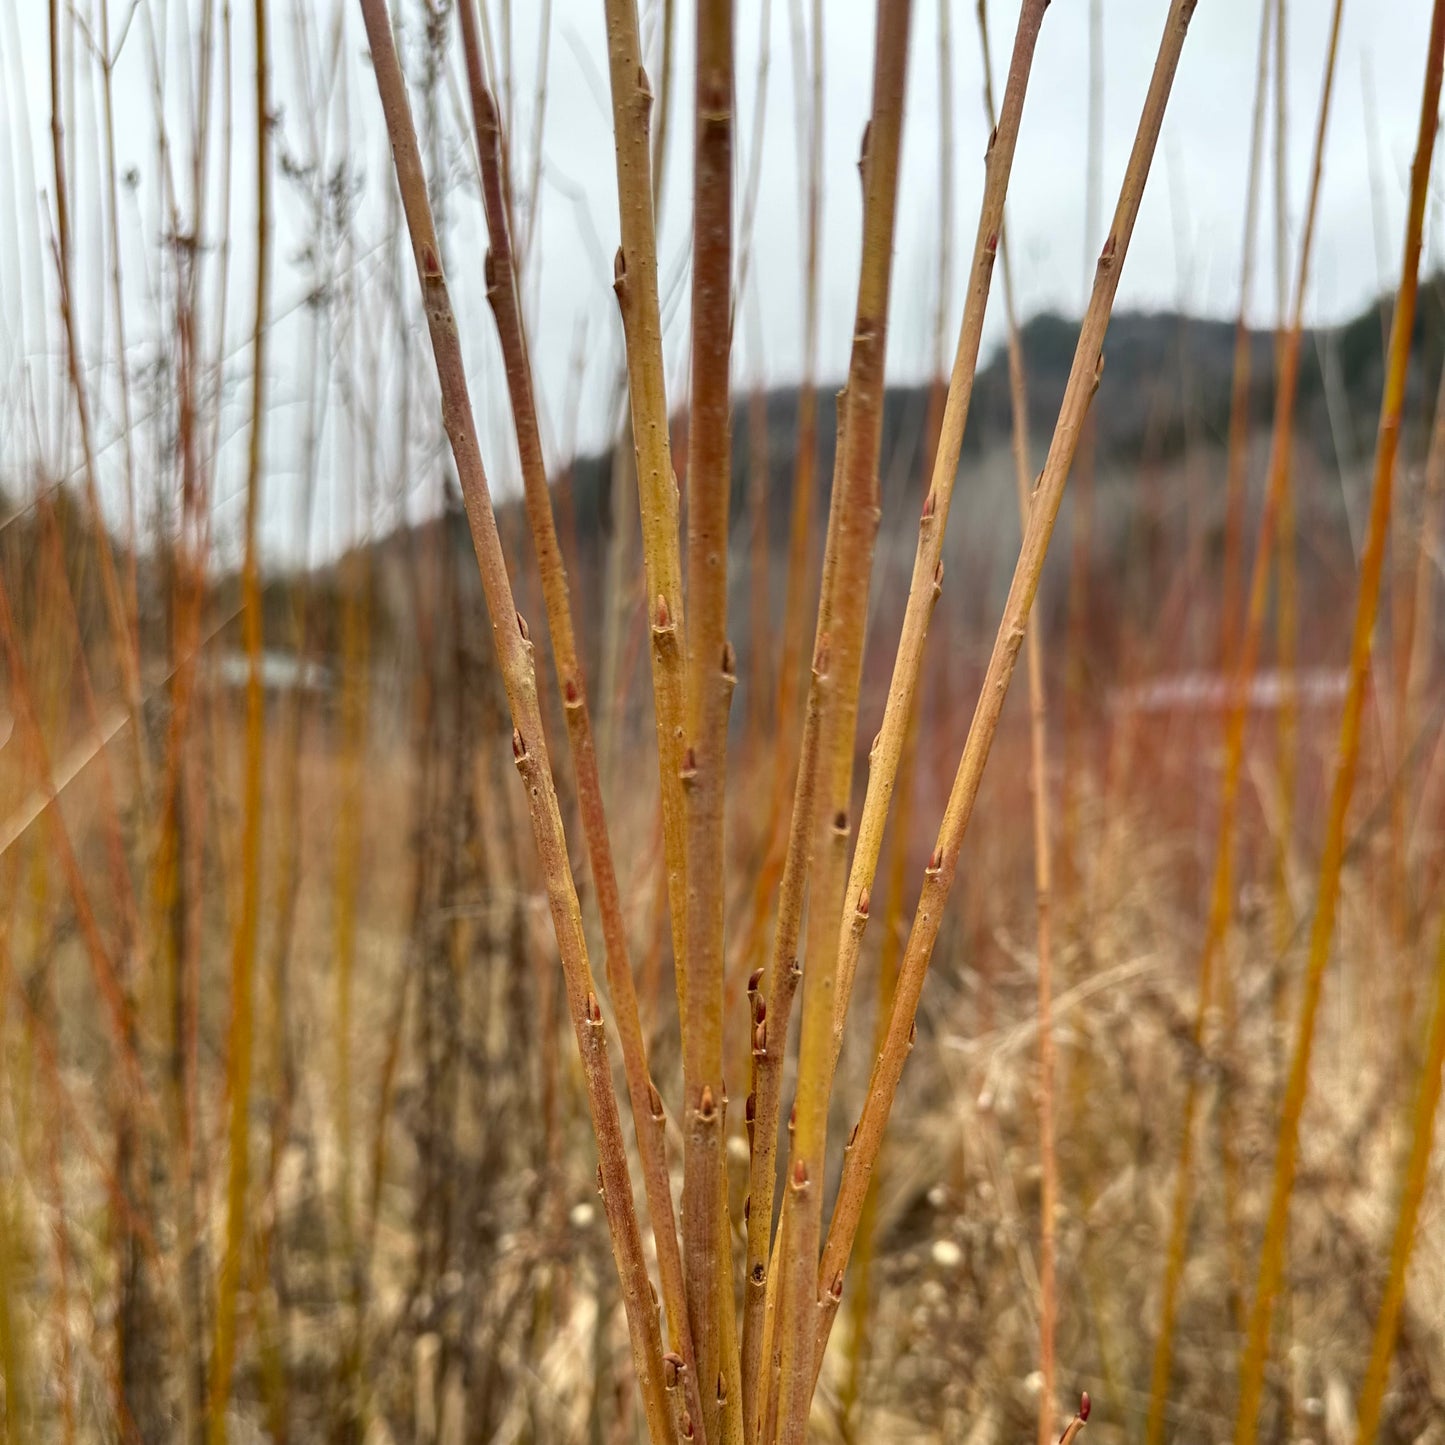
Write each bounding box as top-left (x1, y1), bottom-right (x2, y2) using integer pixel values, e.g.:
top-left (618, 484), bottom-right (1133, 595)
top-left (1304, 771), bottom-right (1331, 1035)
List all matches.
top-left (816, 0), bottom-right (1198, 1377)
top-left (209, 0), bottom-right (270, 1437)
top-left (601, 0), bottom-right (691, 1016)
top-left (47, 0), bottom-right (145, 774)
top-left (681, 5), bottom-right (740, 1443)
top-left (0, 577), bottom-right (146, 1110)
top-left (456, 13), bottom-right (706, 1435)
top-left (977, 7), bottom-right (1057, 1437)
top-left (356, 4), bottom-right (672, 1439)
top-left (1144, 7), bottom-right (1344, 1435)
top-left (736, 0), bottom-right (822, 1136)
top-left (1216, 0), bottom-right (1277, 1344)
top-left (1234, 6), bottom-right (1445, 1436)
top-left (1355, 907), bottom-right (1445, 1443)
top-left (774, 7), bottom-right (912, 1440)
top-left (1057, 0), bottom-right (1104, 915)
top-left (828, 0), bottom-right (1050, 1072)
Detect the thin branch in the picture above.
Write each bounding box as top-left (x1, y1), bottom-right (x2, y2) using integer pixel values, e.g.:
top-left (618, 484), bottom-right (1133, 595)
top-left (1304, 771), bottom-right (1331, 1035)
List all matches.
top-left (681, 4), bottom-right (741, 1442)
top-left (602, 0), bottom-right (692, 1021)
top-left (816, 0), bottom-right (1200, 1378)
top-left (1235, 7), bottom-right (1445, 1435)
top-left (827, 0), bottom-right (1051, 1072)
top-left (773, 6), bottom-right (912, 1441)
top-left (356, 2), bottom-right (673, 1437)
top-left (1145, 7), bottom-right (1345, 1431)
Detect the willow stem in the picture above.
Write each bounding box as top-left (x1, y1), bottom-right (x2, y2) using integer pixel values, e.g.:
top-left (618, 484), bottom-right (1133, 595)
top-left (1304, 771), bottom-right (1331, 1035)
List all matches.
top-left (209, 0), bottom-right (270, 1435)
top-left (1234, 7), bottom-right (1444, 1436)
top-left (456, 9), bottom-right (705, 1436)
top-left (602, 0), bottom-right (692, 1020)
top-left (827, 0), bottom-right (1051, 1075)
top-left (357, 3), bottom-right (672, 1437)
top-left (1145, 7), bottom-right (1345, 1433)
top-left (815, 0), bottom-right (1199, 1377)
top-left (773, 7), bottom-right (912, 1440)
top-left (681, 4), bottom-right (741, 1442)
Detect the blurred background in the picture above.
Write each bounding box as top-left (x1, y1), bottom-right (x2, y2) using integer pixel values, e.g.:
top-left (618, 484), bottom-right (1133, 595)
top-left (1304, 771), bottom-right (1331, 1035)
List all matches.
top-left (0, 1), bottom-right (1442, 1441)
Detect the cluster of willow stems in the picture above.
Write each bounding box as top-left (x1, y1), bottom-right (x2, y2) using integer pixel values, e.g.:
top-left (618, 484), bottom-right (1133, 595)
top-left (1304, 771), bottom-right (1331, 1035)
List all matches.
top-left (358, 0), bottom-right (1445, 1437)
top-left (359, 0), bottom-right (1202, 1440)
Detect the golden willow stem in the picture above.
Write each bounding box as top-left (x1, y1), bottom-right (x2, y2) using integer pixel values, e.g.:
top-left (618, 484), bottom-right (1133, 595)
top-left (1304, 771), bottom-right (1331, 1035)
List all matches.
top-left (815, 0), bottom-right (1199, 1377)
top-left (97, 0), bottom-right (142, 649)
top-left (209, 0), bottom-right (270, 1437)
top-left (1233, 6), bottom-right (1445, 1436)
top-left (772, 5), bottom-right (912, 1440)
top-left (976, 8), bottom-right (1057, 1437)
top-left (1144, 7), bottom-right (1344, 1435)
top-left (1273, 288), bottom-right (1301, 952)
top-left (839, 0), bottom-right (954, 1421)
top-left (355, 4), bottom-right (672, 1438)
top-left (681, 5), bottom-right (741, 1444)
top-left (1355, 907), bottom-right (1445, 1442)
top-left (827, 0), bottom-right (1051, 1069)
top-left (455, 9), bottom-right (706, 1435)
top-left (1216, 0), bottom-right (1276, 1345)
top-left (742, 664), bottom-right (821, 1445)
top-left (601, 0), bottom-right (691, 1015)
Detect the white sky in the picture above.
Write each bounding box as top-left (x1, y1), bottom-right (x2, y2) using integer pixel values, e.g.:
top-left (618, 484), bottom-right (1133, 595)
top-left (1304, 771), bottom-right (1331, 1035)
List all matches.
top-left (0, 1), bottom-right (1438, 563)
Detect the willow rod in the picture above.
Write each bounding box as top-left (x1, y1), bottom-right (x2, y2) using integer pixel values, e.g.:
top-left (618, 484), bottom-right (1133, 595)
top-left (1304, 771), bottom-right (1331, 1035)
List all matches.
top-left (827, 0), bottom-right (1052, 1073)
top-left (456, 6), bottom-right (705, 1435)
top-left (356, 2), bottom-right (672, 1436)
top-left (814, 0), bottom-right (1200, 1376)
top-left (601, 0), bottom-right (692, 1019)
top-left (771, 4), bottom-right (913, 1438)
top-left (681, 4), bottom-right (742, 1442)
top-left (1234, 5), bottom-right (1445, 1435)
top-left (1144, 7), bottom-right (1345, 1430)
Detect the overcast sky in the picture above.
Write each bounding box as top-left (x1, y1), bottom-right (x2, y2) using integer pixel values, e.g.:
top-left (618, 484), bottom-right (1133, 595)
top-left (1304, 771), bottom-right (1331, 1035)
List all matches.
top-left (1, 1), bottom-right (1439, 562)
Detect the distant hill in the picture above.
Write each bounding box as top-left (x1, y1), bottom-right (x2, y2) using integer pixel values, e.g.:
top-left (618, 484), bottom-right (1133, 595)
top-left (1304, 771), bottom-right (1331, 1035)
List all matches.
top-left (7, 277), bottom-right (1441, 693)
top-left (545, 274), bottom-right (1444, 553)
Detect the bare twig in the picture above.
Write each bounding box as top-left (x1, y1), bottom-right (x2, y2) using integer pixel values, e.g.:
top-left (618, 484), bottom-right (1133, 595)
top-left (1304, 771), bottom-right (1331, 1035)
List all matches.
top-left (774, 7), bottom-right (913, 1441)
top-left (1145, 8), bottom-right (1345, 1431)
top-left (816, 0), bottom-right (1199, 1376)
top-left (1235, 7), bottom-right (1444, 1436)
top-left (356, 3), bottom-right (672, 1437)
